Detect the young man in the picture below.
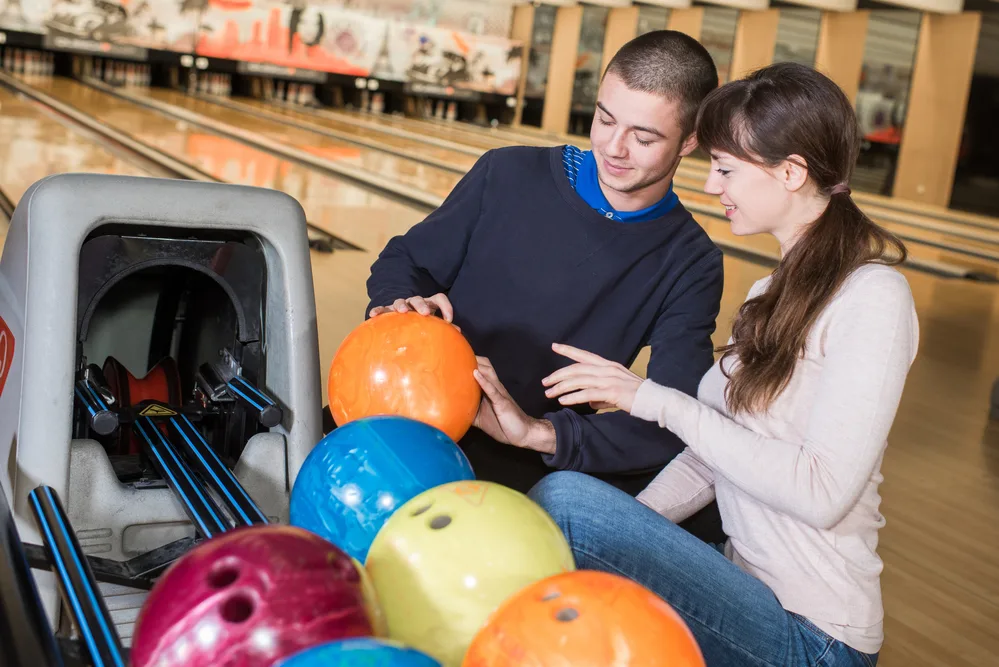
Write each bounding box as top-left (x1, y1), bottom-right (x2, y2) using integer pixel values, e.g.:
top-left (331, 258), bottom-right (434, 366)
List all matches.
top-left (364, 31), bottom-right (723, 534)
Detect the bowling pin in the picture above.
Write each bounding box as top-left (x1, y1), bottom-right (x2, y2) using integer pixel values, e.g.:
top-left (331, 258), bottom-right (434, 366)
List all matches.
top-left (446, 101), bottom-right (457, 121)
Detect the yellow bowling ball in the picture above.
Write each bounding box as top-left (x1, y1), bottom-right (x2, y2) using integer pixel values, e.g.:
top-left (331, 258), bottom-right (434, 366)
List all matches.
top-left (364, 481), bottom-right (576, 666)
top-left (351, 555), bottom-right (389, 637)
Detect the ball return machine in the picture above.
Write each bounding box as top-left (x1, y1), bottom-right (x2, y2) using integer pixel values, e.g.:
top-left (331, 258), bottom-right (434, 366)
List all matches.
top-left (0, 174), bottom-right (326, 663)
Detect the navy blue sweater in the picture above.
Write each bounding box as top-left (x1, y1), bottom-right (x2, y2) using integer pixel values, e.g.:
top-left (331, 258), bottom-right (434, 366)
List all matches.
top-left (366, 146), bottom-right (724, 495)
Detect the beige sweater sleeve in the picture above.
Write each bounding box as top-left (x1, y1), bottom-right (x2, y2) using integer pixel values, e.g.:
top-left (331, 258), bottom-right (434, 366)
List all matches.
top-left (636, 448), bottom-right (716, 523)
top-left (631, 268), bottom-right (918, 530)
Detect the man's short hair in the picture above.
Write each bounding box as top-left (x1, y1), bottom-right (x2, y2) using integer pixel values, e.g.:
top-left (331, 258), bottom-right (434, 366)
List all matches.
top-left (603, 30), bottom-right (719, 137)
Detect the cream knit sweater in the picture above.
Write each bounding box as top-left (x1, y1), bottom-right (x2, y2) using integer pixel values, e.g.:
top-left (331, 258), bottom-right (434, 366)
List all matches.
top-left (632, 263), bottom-right (919, 655)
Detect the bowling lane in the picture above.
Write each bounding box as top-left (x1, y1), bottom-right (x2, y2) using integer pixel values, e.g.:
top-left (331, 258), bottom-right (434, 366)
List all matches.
top-left (128, 87), bottom-right (465, 202)
top-left (220, 97), bottom-right (480, 173)
top-left (297, 104), bottom-right (999, 275)
top-left (27, 76), bottom-right (427, 253)
top-left (0, 80), bottom-right (155, 248)
top-left (319, 106), bottom-right (517, 153)
top-left (352, 106), bottom-right (999, 238)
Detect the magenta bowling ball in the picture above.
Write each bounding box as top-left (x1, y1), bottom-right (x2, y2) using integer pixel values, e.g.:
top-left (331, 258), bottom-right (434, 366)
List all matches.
top-left (130, 525), bottom-right (377, 667)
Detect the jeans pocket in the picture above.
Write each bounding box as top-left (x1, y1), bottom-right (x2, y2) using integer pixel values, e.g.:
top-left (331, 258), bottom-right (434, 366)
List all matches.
top-left (791, 613), bottom-right (834, 643)
top-left (791, 614), bottom-right (878, 667)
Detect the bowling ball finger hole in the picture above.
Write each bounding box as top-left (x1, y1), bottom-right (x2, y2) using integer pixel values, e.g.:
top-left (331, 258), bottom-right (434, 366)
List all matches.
top-left (429, 514), bottom-right (452, 530)
top-left (556, 607), bottom-right (579, 622)
top-left (221, 594), bottom-right (255, 624)
top-left (411, 503), bottom-right (434, 517)
top-left (207, 565), bottom-right (241, 589)
top-left (541, 591), bottom-right (561, 601)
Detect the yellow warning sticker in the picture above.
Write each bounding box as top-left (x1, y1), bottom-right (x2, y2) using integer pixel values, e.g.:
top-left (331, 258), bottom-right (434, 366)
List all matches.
top-left (139, 404), bottom-right (177, 417)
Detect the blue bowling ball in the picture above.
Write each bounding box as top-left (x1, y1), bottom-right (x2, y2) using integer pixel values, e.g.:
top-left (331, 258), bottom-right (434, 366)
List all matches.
top-left (277, 638), bottom-right (441, 666)
top-left (290, 415), bottom-right (474, 563)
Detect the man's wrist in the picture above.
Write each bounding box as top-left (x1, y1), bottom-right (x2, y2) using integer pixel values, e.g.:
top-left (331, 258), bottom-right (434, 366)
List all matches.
top-left (520, 418), bottom-right (557, 455)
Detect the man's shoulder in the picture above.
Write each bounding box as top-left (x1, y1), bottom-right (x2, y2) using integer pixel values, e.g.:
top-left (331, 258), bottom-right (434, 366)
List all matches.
top-left (481, 144), bottom-right (562, 171)
top-left (661, 201), bottom-right (724, 266)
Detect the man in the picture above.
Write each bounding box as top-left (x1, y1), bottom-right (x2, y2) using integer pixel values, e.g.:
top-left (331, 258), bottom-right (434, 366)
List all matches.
top-left (363, 31), bottom-right (723, 537)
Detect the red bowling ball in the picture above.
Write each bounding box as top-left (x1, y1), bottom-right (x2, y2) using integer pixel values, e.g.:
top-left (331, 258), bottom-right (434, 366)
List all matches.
top-left (130, 525), bottom-right (378, 667)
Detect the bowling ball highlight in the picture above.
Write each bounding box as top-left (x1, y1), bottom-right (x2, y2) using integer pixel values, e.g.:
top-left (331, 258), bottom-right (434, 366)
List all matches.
top-left (290, 415), bottom-right (475, 563)
top-left (462, 570), bottom-right (705, 667)
top-left (130, 525), bottom-right (378, 667)
top-left (276, 637), bottom-right (442, 667)
top-left (365, 481), bottom-right (576, 667)
top-left (327, 311), bottom-right (480, 441)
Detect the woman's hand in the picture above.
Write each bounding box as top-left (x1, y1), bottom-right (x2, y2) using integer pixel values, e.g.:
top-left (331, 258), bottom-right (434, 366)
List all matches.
top-left (542, 343), bottom-right (645, 413)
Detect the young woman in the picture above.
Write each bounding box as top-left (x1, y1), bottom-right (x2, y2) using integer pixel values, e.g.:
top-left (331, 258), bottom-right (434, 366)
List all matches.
top-left (498, 63), bottom-right (918, 665)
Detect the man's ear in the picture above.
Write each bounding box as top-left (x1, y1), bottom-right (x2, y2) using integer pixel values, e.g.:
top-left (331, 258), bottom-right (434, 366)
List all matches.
top-left (678, 132), bottom-right (699, 158)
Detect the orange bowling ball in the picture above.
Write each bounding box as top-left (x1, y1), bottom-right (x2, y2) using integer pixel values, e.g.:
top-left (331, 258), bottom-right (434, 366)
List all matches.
top-left (462, 570), bottom-right (705, 667)
top-left (328, 311), bottom-right (481, 441)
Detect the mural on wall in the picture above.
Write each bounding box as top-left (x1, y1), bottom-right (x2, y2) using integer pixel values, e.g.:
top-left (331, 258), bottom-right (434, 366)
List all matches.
top-left (388, 21), bottom-right (522, 93)
top-left (196, 3), bottom-right (385, 75)
top-left (0, 0), bottom-right (51, 33)
top-left (0, 0), bottom-right (522, 95)
top-left (194, 1), bottom-right (522, 92)
top-left (331, 0), bottom-right (513, 37)
top-left (0, 0), bottom-right (200, 51)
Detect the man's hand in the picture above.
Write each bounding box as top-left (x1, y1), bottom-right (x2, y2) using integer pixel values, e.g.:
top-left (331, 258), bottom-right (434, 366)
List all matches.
top-left (369, 293), bottom-right (455, 323)
top-left (473, 357), bottom-right (556, 455)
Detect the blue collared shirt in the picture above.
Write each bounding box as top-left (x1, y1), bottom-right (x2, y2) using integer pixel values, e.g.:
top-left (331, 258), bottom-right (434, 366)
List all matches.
top-left (563, 145), bottom-right (678, 222)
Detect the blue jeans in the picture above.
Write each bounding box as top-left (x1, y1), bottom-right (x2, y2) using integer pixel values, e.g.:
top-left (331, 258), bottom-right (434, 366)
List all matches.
top-left (528, 471), bottom-right (880, 667)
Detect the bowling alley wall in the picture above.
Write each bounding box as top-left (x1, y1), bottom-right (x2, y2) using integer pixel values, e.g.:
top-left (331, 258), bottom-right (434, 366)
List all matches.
top-left (0, 0), bottom-right (524, 96)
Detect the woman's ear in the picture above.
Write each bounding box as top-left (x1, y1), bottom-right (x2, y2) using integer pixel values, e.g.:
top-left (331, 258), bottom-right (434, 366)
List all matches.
top-left (781, 155), bottom-right (809, 193)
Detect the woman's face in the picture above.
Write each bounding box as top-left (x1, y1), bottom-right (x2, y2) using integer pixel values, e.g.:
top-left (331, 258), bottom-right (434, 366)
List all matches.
top-left (703, 150), bottom-right (801, 245)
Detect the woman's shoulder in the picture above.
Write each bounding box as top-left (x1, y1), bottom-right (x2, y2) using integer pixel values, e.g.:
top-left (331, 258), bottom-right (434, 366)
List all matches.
top-left (821, 263), bottom-right (919, 344)
top-left (745, 263), bottom-right (914, 314)
top-left (836, 263), bottom-right (914, 306)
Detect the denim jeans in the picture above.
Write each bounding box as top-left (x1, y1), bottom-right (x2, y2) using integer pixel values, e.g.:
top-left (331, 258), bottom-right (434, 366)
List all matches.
top-left (528, 471), bottom-right (880, 667)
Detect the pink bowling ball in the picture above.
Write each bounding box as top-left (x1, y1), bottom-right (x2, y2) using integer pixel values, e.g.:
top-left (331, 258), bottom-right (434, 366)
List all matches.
top-left (130, 525), bottom-right (377, 667)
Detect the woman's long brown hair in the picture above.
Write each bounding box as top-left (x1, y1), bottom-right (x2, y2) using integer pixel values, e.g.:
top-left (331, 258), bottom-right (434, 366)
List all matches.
top-left (695, 62), bottom-right (907, 415)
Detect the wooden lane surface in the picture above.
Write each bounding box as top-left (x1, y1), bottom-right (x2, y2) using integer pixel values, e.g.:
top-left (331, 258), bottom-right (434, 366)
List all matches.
top-left (322, 106), bottom-right (999, 236)
top-left (136, 87), bottom-right (462, 203)
top-left (395, 110), bottom-right (999, 234)
top-left (234, 101), bottom-right (999, 274)
top-left (0, 82), bottom-right (155, 245)
top-left (216, 97), bottom-right (480, 173)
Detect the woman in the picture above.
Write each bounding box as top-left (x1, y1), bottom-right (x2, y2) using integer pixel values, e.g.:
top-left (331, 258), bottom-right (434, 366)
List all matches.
top-left (477, 63), bottom-right (919, 665)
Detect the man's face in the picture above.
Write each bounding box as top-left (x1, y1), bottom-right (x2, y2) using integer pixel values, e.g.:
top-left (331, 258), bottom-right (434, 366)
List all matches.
top-left (589, 71), bottom-right (695, 199)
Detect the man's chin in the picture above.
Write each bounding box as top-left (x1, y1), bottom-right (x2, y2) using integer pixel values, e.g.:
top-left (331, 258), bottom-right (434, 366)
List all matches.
top-left (596, 170), bottom-right (642, 195)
